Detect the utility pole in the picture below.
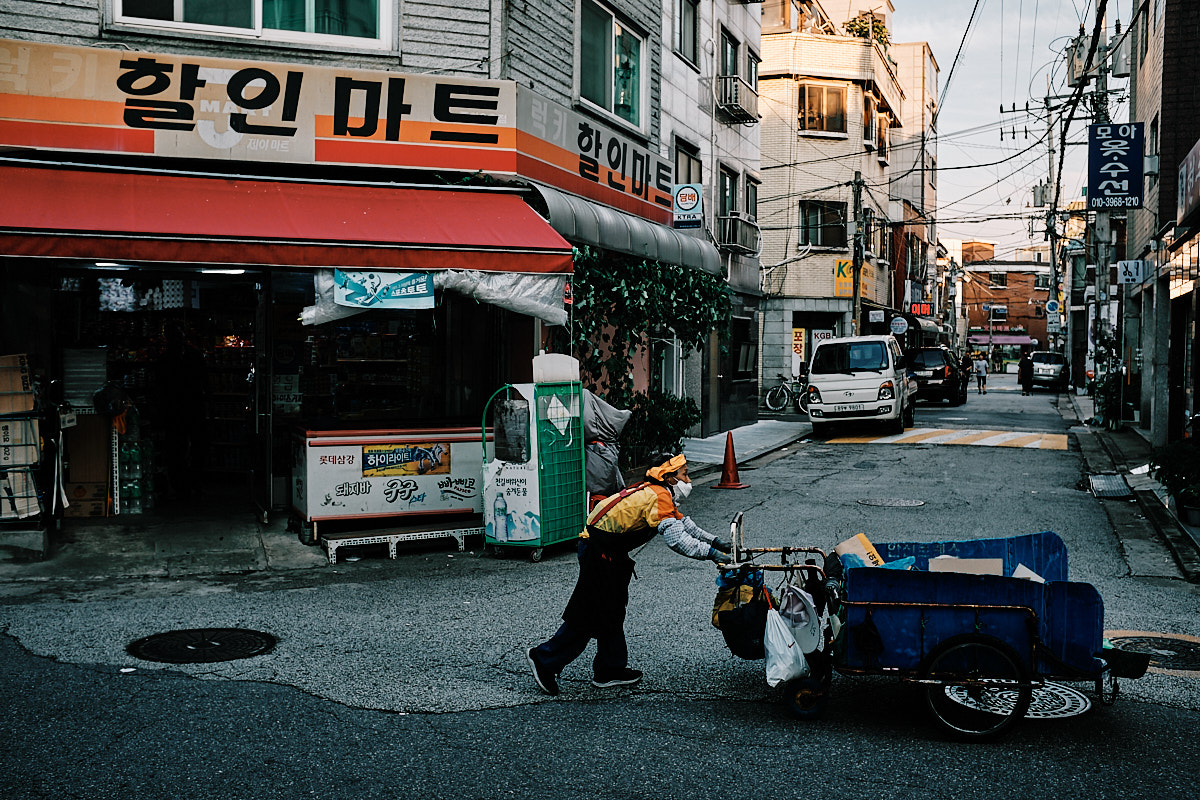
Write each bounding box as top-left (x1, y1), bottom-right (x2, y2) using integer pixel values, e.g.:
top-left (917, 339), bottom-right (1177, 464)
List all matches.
top-left (1093, 28), bottom-right (1111, 361)
top-left (851, 170), bottom-right (864, 335)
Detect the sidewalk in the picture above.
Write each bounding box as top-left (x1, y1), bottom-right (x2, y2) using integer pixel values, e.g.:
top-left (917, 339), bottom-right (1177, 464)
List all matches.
top-left (681, 418), bottom-right (810, 474)
top-left (1068, 391), bottom-right (1200, 582)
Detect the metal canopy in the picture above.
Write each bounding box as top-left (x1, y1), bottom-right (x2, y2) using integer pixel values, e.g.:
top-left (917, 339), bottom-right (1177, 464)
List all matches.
top-left (530, 184), bottom-right (722, 275)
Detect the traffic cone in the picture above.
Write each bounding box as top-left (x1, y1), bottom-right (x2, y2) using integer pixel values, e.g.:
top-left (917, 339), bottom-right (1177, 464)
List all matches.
top-left (713, 432), bottom-right (748, 489)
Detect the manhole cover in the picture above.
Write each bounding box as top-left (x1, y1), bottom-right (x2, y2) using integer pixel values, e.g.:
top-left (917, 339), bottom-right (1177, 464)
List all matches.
top-left (945, 681), bottom-right (1091, 719)
top-left (856, 498), bottom-right (926, 507)
top-left (127, 628), bottom-right (277, 664)
top-left (1107, 632), bottom-right (1200, 673)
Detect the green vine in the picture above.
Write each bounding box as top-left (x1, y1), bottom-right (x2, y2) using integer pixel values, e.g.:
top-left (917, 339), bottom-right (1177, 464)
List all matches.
top-left (565, 246), bottom-right (732, 462)
top-left (844, 16), bottom-right (890, 47)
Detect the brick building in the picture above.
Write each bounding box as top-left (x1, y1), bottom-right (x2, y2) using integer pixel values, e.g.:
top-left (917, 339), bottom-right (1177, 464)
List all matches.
top-left (960, 243), bottom-right (1052, 371)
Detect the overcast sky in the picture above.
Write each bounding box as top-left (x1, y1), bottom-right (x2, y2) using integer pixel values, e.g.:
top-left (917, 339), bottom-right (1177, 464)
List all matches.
top-left (888, 0), bottom-right (1130, 257)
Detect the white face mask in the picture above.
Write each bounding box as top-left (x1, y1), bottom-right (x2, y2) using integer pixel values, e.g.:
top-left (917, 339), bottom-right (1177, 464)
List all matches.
top-left (672, 480), bottom-right (693, 501)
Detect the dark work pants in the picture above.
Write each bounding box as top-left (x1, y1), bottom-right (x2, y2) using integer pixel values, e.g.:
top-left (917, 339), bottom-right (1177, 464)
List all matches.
top-left (531, 621), bottom-right (628, 677)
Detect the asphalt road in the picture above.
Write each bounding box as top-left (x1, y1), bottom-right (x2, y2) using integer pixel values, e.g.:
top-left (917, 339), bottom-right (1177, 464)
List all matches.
top-left (2, 375), bottom-right (1198, 799)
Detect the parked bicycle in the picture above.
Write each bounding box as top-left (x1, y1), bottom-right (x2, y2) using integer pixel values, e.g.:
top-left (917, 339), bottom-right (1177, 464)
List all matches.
top-left (764, 367), bottom-right (809, 413)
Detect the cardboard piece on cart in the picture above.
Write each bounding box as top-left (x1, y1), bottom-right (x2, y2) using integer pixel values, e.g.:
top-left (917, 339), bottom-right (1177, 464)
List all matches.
top-left (834, 533), bottom-right (884, 567)
top-left (0, 354), bottom-right (35, 414)
top-left (1012, 563), bottom-right (1046, 583)
top-left (0, 417), bottom-right (40, 467)
top-left (928, 555), bottom-right (1004, 575)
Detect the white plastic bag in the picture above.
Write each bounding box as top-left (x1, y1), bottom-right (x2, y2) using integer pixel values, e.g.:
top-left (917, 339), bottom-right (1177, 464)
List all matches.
top-left (779, 585), bottom-right (823, 654)
top-left (765, 607), bottom-right (810, 687)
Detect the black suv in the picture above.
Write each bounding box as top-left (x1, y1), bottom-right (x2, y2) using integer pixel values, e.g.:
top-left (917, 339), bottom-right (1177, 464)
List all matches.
top-left (908, 347), bottom-right (968, 405)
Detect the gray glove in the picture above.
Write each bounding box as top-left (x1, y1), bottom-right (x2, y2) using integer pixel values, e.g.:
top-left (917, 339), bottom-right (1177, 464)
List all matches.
top-left (708, 547), bottom-right (726, 562)
top-left (710, 537), bottom-right (732, 553)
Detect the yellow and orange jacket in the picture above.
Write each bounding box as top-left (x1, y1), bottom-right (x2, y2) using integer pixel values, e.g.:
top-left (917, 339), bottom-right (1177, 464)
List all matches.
top-left (584, 482), bottom-right (716, 558)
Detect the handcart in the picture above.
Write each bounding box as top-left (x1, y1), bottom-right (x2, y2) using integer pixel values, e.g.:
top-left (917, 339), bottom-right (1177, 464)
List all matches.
top-left (714, 512), bottom-right (1149, 740)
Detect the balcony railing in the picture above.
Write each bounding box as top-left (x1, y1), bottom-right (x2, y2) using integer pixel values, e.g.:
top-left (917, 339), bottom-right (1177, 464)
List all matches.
top-left (716, 214), bottom-right (760, 254)
top-left (715, 75), bottom-right (759, 124)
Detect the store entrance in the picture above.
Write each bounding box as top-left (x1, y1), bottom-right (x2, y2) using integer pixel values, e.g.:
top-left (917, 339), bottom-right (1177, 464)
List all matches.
top-left (55, 271), bottom-right (266, 520)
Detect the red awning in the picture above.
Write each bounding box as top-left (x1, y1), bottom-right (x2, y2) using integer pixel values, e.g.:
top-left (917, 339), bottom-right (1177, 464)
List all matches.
top-left (0, 164), bottom-right (572, 273)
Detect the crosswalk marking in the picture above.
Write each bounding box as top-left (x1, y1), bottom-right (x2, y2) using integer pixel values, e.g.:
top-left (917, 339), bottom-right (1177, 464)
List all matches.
top-left (824, 427), bottom-right (1068, 450)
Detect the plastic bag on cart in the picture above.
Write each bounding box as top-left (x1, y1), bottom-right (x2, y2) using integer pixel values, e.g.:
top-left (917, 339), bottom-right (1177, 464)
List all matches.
top-left (765, 607), bottom-right (810, 687)
top-left (778, 584), bottom-right (823, 655)
top-left (713, 567), bottom-right (773, 659)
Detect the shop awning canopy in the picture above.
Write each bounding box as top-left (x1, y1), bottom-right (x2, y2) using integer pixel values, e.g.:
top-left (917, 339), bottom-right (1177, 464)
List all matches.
top-left (531, 184), bottom-right (722, 275)
top-left (968, 334), bottom-right (1034, 346)
top-left (0, 163), bottom-right (573, 273)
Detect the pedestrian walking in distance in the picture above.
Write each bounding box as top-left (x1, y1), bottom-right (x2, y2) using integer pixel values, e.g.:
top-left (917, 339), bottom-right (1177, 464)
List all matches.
top-left (526, 451), bottom-right (731, 696)
top-left (1018, 352), bottom-right (1034, 396)
top-left (973, 353), bottom-right (989, 394)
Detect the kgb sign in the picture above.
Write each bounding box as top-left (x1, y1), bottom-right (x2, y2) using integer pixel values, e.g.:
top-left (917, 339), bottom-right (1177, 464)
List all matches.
top-left (1088, 123), bottom-right (1144, 210)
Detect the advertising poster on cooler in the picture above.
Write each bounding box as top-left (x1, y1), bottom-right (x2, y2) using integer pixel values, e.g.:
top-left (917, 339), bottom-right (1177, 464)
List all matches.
top-left (292, 432), bottom-right (484, 522)
top-left (482, 459), bottom-right (540, 543)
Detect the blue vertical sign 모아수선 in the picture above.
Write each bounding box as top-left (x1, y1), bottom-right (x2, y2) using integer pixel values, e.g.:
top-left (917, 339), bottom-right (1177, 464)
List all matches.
top-left (1087, 123), bottom-right (1144, 210)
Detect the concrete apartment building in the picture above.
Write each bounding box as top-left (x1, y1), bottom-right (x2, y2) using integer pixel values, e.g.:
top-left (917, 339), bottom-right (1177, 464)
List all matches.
top-left (660, 0), bottom-right (762, 433)
top-left (756, 0), bottom-right (939, 390)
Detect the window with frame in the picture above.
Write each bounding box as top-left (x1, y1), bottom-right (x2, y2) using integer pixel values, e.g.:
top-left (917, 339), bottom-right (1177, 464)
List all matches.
top-left (115, 0), bottom-right (385, 46)
top-left (862, 94), bottom-right (876, 144)
top-left (876, 114), bottom-right (889, 160)
top-left (745, 178), bottom-right (759, 221)
top-left (675, 0), bottom-right (699, 65)
top-left (799, 200), bottom-right (847, 247)
top-left (675, 138), bottom-right (702, 184)
top-left (581, 0), bottom-right (643, 127)
top-left (745, 51), bottom-right (760, 91)
top-left (799, 83), bottom-right (846, 133)
top-left (720, 29), bottom-right (739, 77)
top-left (719, 167), bottom-right (738, 216)
top-left (1034, 273), bottom-right (1050, 288)
top-left (1140, 6), bottom-right (1149, 61)
top-left (989, 272), bottom-right (1007, 287)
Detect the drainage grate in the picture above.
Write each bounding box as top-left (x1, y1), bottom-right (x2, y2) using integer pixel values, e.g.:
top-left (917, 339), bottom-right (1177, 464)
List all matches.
top-left (945, 681), bottom-right (1092, 720)
top-left (127, 628), bottom-right (277, 664)
top-left (1089, 474), bottom-right (1133, 498)
top-left (856, 498), bottom-right (926, 508)
top-left (1108, 634), bottom-right (1200, 673)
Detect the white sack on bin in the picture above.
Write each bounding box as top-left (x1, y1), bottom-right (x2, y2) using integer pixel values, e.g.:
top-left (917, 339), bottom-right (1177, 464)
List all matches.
top-left (765, 607), bottom-right (810, 687)
top-left (583, 389), bottom-right (632, 443)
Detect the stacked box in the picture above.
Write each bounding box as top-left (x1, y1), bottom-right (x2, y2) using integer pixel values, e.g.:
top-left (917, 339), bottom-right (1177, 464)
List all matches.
top-left (0, 469), bottom-right (39, 519)
top-left (0, 418), bottom-right (40, 467)
top-left (0, 354), bottom-right (35, 415)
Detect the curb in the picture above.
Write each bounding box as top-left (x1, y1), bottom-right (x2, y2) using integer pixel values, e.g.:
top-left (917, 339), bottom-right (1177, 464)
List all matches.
top-left (1132, 488), bottom-right (1200, 582)
top-left (1067, 393), bottom-right (1200, 582)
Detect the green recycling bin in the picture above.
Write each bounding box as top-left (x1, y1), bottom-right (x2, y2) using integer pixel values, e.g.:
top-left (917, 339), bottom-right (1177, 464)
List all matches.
top-left (481, 380), bottom-right (585, 561)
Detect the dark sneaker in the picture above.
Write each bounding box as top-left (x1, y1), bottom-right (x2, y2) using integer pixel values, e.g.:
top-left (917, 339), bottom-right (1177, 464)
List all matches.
top-left (526, 648), bottom-right (559, 696)
top-left (592, 668), bottom-right (643, 688)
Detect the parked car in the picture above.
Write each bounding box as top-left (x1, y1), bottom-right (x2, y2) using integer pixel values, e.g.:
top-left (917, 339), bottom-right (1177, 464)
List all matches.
top-left (1030, 350), bottom-right (1068, 391)
top-left (805, 334), bottom-right (915, 436)
top-left (907, 347), bottom-right (969, 406)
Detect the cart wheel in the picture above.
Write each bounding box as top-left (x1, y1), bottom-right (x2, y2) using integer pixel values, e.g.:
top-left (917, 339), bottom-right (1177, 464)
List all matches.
top-left (530, 547), bottom-right (545, 563)
top-left (1096, 667), bottom-right (1119, 706)
top-left (921, 634), bottom-right (1032, 741)
top-left (783, 676), bottom-right (830, 720)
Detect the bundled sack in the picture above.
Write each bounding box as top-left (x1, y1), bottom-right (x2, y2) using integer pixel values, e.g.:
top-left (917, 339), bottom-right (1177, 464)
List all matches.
top-left (713, 567), bottom-right (774, 660)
